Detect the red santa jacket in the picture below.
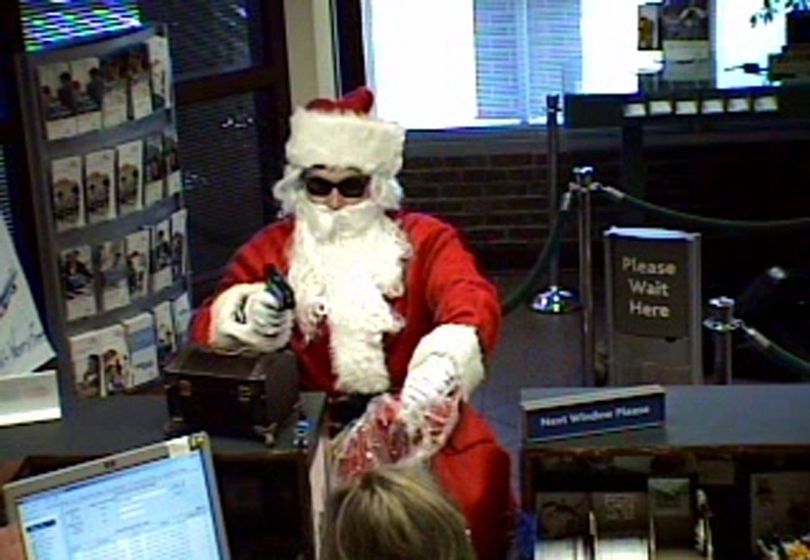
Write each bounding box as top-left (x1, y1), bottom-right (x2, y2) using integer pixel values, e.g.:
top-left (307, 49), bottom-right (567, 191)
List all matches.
top-left (190, 211), bottom-right (515, 560)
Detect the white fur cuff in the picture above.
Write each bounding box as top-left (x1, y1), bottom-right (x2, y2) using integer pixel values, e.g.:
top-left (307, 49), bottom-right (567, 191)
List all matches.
top-left (408, 324), bottom-right (486, 396)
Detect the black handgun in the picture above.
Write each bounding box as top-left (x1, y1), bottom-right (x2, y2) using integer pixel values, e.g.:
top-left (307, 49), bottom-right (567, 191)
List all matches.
top-left (265, 265), bottom-right (295, 311)
top-left (234, 266), bottom-right (295, 324)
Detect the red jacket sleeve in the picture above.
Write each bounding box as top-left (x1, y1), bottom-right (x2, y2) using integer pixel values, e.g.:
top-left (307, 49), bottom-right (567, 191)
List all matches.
top-left (403, 214), bottom-right (502, 357)
top-left (189, 220), bottom-right (294, 345)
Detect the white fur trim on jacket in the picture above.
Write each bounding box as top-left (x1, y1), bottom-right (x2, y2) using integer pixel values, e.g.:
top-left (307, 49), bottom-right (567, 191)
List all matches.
top-left (286, 108), bottom-right (405, 177)
top-left (329, 327), bottom-right (392, 394)
top-left (407, 324), bottom-right (486, 396)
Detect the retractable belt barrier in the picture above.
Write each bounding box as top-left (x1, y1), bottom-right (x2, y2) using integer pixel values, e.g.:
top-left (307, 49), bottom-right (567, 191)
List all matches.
top-left (595, 183), bottom-right (810, 232)
top-left (499, 166), bottom-right (810, 382)
top-left (501, 191), bottom-right (576, 315)
top-left (740, 323), bottom-right (810, 379)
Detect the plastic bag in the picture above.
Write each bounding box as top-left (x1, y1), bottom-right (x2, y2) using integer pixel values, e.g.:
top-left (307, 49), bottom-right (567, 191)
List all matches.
top-left (332, 390), bottom-right (461, 484)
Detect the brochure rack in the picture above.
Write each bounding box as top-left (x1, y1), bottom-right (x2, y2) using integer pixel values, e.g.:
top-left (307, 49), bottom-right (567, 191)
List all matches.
top-left (16, 24), bottom-right (192, 400)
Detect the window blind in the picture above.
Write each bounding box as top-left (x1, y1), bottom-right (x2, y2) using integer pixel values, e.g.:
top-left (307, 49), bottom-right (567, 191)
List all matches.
top-left (474, 0), bottom-right (521, 119)
top-left (175, 93), bottom-right (266, 283)
top-left (20, 0), bottom-right (141, 52)
top-left (474, 0), bottom-right (581, 123)
top-left (138, 0), bottom-right (257, 81)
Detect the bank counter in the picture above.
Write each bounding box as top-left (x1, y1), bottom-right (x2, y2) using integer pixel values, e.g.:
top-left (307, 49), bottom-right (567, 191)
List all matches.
top-left (0, 392), bottom-right (328, 560)
top-left (521, 385), bottom-right (810, 560)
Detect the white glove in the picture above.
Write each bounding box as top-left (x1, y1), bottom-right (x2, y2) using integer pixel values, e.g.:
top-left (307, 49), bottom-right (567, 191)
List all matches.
top-left (400, 354), bottom-right (459, 425)
top-left (210, 283), bottom-right (293, 353)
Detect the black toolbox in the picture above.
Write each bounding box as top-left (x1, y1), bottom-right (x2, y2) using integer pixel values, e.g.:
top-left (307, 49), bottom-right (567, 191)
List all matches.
top-left (164, 345), bottom-right (299, 444)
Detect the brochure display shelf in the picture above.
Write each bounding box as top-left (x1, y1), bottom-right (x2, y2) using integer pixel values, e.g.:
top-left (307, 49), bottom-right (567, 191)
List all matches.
top-left (521, 385), bottom-right (810, 560)
top-left (16, 24), bottom-right (192, 402)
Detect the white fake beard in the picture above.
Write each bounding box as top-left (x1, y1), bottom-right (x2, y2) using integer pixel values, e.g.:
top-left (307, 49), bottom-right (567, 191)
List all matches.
top-left (288, 196), bottom-right (412, 394)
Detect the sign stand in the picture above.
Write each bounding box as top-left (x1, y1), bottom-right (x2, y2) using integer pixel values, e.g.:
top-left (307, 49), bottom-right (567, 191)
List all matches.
top-left (604, 227), bottom-right (702, 385)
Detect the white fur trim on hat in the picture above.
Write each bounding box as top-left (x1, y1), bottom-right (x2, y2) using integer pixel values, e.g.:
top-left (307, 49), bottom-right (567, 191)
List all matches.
top-left (286, 108), bottom-right (405, 176)
top-left (407, 324), bottom-right (486, 396)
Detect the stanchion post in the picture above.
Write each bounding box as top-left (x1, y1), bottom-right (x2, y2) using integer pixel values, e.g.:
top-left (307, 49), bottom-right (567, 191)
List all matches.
top-left (574, 166), bottom-right (595, 386)
top-left (703, 296), bottom-right (739, 384)
top-left (532, 95), bottom-right (579, 314)
top-left (546, 95), bottom-right (562, 288)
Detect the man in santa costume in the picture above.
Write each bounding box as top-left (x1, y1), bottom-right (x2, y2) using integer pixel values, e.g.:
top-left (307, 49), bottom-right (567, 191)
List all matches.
top-left (190, 87), bottom-right (515, 559)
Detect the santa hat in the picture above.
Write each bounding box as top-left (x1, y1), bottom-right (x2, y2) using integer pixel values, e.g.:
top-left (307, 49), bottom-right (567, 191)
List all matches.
top-left (285, 87), bottom-right (405, 177)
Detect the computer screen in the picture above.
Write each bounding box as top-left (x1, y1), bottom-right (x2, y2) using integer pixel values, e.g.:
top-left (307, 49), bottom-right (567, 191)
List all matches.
top-left (8, 440), bottom-right (228, 560)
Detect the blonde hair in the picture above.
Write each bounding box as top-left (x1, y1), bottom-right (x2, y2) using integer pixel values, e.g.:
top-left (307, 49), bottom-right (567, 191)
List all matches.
top-left (322, 465), bottom-right (476, 560)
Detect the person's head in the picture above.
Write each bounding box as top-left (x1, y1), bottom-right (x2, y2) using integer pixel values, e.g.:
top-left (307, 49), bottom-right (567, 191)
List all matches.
top-left (273, 87), bottom-right (406, 227)
top-left (322, 465), bottom-right (476, 560)
top-left (280, 88), bottom-right (411, 385)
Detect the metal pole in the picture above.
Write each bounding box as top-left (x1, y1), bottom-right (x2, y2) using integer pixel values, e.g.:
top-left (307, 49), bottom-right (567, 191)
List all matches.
top-left (532, 95), bottom-right (579, 314)
top-left (575, 166), bottom-right (595, 387)
top-left (703, 296), bottom-right (739, 384)
top-left (547, 95), bottom-right (561, 287)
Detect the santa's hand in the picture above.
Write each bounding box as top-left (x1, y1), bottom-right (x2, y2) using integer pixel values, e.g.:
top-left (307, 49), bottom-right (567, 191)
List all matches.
top-left (210, 283), bottom-right (293, 352)
top-left (244, 290), bottom-right (289, 336)
top-left (400, 354), bottom-right (460, 426)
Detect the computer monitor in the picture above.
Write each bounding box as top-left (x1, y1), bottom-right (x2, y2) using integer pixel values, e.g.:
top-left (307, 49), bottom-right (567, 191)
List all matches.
top-left (3, 432), bottom-right (230, 560)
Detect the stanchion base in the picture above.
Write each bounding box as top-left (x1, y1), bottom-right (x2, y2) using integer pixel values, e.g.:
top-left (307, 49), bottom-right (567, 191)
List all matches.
top-left (531, 286), bottom-right (580, 314)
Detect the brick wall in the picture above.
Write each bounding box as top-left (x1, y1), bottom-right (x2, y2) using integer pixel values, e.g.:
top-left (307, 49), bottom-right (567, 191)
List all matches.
top-left (399, 142), bottom-right (617, 271)
top-left (401, 153), bottom-right (550, 264)
top-left (400, 130), bottom-right (810, 295)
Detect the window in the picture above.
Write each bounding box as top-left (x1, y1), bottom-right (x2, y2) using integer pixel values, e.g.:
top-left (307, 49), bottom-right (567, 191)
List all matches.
top-left (137, 0), bottom-right (260, 80)
top-left (20, 0), bottom-right (141, 52)
top-left (362, 0), bottom-right (787, 129)
top-left (476, 0), bottom-right (582, 123)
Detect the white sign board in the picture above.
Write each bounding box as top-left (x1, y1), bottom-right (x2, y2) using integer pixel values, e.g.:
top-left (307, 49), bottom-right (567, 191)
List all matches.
top-left (0, 370), bottom-right (61, 426)
top-left (0, 219), bottom-right (54, 377)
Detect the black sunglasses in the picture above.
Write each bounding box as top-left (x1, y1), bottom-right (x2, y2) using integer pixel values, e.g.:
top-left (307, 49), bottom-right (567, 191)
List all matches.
top-left (302, 171), bottom-right (370, 198)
